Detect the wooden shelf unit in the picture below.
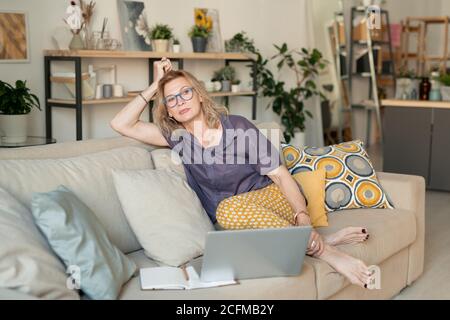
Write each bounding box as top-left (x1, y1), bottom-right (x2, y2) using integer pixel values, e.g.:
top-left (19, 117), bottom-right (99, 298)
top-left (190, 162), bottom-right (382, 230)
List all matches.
top-left (44, 50), bottom-right (258, 141)
top-left (47, 91), bottom-right (257, 106)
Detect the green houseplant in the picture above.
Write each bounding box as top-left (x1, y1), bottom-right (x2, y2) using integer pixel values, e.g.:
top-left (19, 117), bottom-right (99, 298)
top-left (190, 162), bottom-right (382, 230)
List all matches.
top-left (148, 23), bottom-right (173, 52)
top-left (258, 44), bottom-right (328, 144)
top-left (188, 25), bottom-right (210, 52)
top-left (225, 31), bottom-right (256, 53)
top-left (439, 73), bottom-right (450, 101)
top-left (0, 80), bottom-right (41, 143)
top-left (222, 32), bottom-right (329, 144)
top-left (172, 38), bottom-right (181, 53)
top-left (213, 66), bottom-right (236, 92)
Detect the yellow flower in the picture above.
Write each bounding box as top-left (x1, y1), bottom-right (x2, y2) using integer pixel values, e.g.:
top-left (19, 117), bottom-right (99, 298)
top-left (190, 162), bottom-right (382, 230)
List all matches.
top-left (195, 9), bottom-right (206, 27)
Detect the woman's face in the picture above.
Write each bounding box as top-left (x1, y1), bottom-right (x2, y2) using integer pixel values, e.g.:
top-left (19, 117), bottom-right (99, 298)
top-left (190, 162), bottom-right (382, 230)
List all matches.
top-left (163, 76), bottom-right (202, 123)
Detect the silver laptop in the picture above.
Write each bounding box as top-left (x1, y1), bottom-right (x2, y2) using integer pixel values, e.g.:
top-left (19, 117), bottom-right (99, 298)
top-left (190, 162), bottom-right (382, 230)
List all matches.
top-left (190, 226), bottom-right (312, 283)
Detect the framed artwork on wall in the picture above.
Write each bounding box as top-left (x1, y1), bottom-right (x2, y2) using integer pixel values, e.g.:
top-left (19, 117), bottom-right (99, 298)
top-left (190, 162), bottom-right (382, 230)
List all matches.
top-left (194, 8), bottom-right (223, 52)
top-left (0, 11), bottom-right (30, 63)
top-left (116, 0), bottom-right (151, 51)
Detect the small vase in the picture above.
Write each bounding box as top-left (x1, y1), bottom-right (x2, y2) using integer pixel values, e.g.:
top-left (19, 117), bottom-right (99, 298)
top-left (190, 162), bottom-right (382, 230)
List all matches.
top-left (191, 37), bottom-right (207, 53)
top-left (231, 84), bottom-right (240, 93)
top-left (69, 34), bottom-right (85, 50)
top-left (172, 44), bottom-right (181, 53)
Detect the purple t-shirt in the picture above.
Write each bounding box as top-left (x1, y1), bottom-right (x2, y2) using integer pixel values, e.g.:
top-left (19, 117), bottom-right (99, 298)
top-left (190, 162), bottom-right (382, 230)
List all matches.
top-left (163, 114), bottom-right (282, 223)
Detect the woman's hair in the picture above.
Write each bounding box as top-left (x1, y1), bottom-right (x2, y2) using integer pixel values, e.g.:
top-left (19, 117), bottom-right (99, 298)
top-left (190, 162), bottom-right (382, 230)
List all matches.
top-left (153, 69), bottom-right (228, 137)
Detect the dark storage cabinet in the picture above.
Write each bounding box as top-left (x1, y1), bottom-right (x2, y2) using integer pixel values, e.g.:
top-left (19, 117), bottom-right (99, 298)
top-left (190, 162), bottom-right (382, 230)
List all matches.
top-left (383, 103), bottom-right (450, 191)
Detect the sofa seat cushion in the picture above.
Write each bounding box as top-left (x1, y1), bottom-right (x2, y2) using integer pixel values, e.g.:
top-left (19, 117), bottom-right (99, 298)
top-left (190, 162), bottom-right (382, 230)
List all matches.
top-left (307, 208), bottom-right (417, 299)
top-left (119, 250), bottom-right (317, 300)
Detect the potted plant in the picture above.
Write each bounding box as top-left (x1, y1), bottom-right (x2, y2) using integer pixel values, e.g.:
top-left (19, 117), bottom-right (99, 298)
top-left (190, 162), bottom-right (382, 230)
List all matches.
top-left (258, 44), bottom-right (328, 145)
top-left (172, 38), bottom-right (181, 53)
top-left (439, 73), bottom-right (450, 101)
top-left (0, 80), bottom-right (41, 143)
top-left (225, 31), bottom-right (256, 53)
top-left (231, 79), bottom-right (241, 93)
top-left (148, 23), bottom-right (172, 52)
top-left (188, 25), bottom-right (210, 53)
top-left (213, 66), bottom-right (236, 92)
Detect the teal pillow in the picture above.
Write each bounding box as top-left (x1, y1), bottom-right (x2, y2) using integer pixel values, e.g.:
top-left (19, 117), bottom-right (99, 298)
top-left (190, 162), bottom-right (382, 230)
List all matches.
top-left (31, 185), bottom-right (137, 300)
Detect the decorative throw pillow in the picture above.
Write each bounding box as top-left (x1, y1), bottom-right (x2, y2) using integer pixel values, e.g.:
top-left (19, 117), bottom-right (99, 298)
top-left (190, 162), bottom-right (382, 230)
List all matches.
top-left (0, 187), bottom-right (79, 300)
top-left (292, 169), bottom-right (328, 227)
top-left (31, 186), bottom-right (137, 300)
top-left (282, 140), bottom-right (394, 212)
top-left (150, 148), bottom-right (186, 180)
top-left (112, 169), bottom-right (215, 267)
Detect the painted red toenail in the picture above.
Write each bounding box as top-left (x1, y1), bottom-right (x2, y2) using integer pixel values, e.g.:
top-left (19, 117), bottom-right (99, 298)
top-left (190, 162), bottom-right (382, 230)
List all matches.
top-left (362, 229), bottom-right (367, 234)
top-left (364, 284), bottom-right (368, 288)
top-left (366, 235), bottom-right (370, 239)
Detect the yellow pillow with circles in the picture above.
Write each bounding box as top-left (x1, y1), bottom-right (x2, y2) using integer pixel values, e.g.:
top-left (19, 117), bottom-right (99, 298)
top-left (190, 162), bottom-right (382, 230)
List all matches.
top-left (292, 168), bottom-right (328, 228)
top-left (283, 140), bottom-right (394, 213)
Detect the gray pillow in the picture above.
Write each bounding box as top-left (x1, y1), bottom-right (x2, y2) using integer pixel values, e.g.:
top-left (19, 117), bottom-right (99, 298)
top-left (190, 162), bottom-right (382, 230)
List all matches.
top-left (0, 187), bottom-right (79, 300)
top-left (31, 185), bottom-right (137, 300)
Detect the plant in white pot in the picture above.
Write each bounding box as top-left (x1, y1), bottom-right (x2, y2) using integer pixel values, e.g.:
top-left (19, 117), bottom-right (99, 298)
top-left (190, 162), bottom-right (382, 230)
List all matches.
top-left (172, 38), bottom-right (181, 53)
top-left (231, 79), bottom-right (241, 93)
top-left (213, 66), bottom-right (236, 92)
top-left (148, 23), bottom-right (173, 52)
top-left (0, 80), bottom-right (41, 143)
top-left (439, 73), bottom-right (450, 101)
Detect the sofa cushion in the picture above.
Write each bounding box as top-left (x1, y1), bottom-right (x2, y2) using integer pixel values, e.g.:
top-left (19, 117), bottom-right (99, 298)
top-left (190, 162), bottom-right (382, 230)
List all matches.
top-left (112, 169), bottom-right (215, 267)
top-left (31, 186), bottom-right (137, 300)
top-left (0, 187), bottom-right (79, 300)
top-left (307, 208), bottom-right (416, 299)
top-left (151, 148), bottom-right (186, 179)
top-left (119, 250), bottom-right (317, 299)
top-left (0, 147), bottom-right (154, 254)
top-left (282, 140), bottom-right (394, 213)
top-left (293, 169), bottom-right (328, 227)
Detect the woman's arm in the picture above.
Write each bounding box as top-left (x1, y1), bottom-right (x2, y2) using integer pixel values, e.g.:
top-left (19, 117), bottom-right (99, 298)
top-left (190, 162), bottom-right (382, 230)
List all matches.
top-left (110, 58), bottom-right (171, 146)
top-left (266, 165), bottom-right (308, 219)
top-left (267, 165), bottom-right (324, 256)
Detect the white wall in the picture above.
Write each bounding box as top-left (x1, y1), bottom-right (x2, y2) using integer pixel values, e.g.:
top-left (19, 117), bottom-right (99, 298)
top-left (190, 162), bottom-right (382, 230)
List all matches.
top-left (1, 0), bottom-right (326, 145)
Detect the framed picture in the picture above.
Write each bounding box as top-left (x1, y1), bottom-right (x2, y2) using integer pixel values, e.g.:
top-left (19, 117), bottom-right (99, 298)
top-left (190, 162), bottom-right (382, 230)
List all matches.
top-left (0, 11), bottom-right (30, 63)
top-left (194, 8), bottom-right (223, 52)
top-left (116, 0), bottom-right (151, 51)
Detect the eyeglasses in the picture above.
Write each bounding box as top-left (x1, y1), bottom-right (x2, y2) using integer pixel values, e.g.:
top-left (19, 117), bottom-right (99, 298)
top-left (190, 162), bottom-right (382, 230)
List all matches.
top-left (163, 86), bottom-right (194, 109)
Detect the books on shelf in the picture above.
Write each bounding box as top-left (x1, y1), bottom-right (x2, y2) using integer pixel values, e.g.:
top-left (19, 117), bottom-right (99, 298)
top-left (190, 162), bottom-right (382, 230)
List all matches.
top-left (139, 266), bottom-right (238, 290)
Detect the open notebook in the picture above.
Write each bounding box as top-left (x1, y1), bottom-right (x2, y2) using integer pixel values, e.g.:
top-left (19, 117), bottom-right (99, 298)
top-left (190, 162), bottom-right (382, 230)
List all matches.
top-left (139, 266), bottom-right (238, 290)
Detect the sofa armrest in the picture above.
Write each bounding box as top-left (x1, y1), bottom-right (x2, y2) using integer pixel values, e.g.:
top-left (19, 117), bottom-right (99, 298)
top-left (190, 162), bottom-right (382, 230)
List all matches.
top-left (377, 172), bottom-right (426, 285)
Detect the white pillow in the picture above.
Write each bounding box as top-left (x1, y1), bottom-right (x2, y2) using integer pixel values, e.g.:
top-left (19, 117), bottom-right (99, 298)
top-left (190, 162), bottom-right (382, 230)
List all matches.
top-left (112, 169), bottom-right (214, 267)
top-left (150, 148), bottom-right (186, 180)
top-left (0, 187), bottom-right (79, 300)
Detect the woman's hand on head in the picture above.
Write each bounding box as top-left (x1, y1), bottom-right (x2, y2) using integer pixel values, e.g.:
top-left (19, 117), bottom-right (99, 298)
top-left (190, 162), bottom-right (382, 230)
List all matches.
top-left (155, 57), bottom-right (173, 82)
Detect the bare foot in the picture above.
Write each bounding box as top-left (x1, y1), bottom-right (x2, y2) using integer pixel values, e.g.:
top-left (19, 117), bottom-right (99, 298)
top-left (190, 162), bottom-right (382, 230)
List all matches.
top-left (324, 227), bottom-right (369, 246)
top-left (317, 244), bottom-right (372, 288)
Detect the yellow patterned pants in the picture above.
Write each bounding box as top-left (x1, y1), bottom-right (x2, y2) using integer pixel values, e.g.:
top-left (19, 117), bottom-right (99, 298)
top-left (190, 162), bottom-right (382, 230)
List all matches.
top-left (216, 183), bottom-right (296, 229)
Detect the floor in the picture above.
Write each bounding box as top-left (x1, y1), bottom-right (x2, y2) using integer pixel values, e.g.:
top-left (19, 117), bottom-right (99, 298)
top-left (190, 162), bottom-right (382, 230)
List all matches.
top-left (366, 143), bottom-right (450, 300)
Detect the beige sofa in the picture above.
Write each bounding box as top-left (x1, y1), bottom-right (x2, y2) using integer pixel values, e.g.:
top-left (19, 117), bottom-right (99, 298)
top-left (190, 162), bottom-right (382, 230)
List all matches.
top-left (0, 123), bottom-right (425, 300)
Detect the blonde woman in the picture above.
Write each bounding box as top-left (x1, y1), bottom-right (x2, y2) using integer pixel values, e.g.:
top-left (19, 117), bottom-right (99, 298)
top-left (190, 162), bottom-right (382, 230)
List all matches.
top-left (111, 57), bottom-right (373, 289)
